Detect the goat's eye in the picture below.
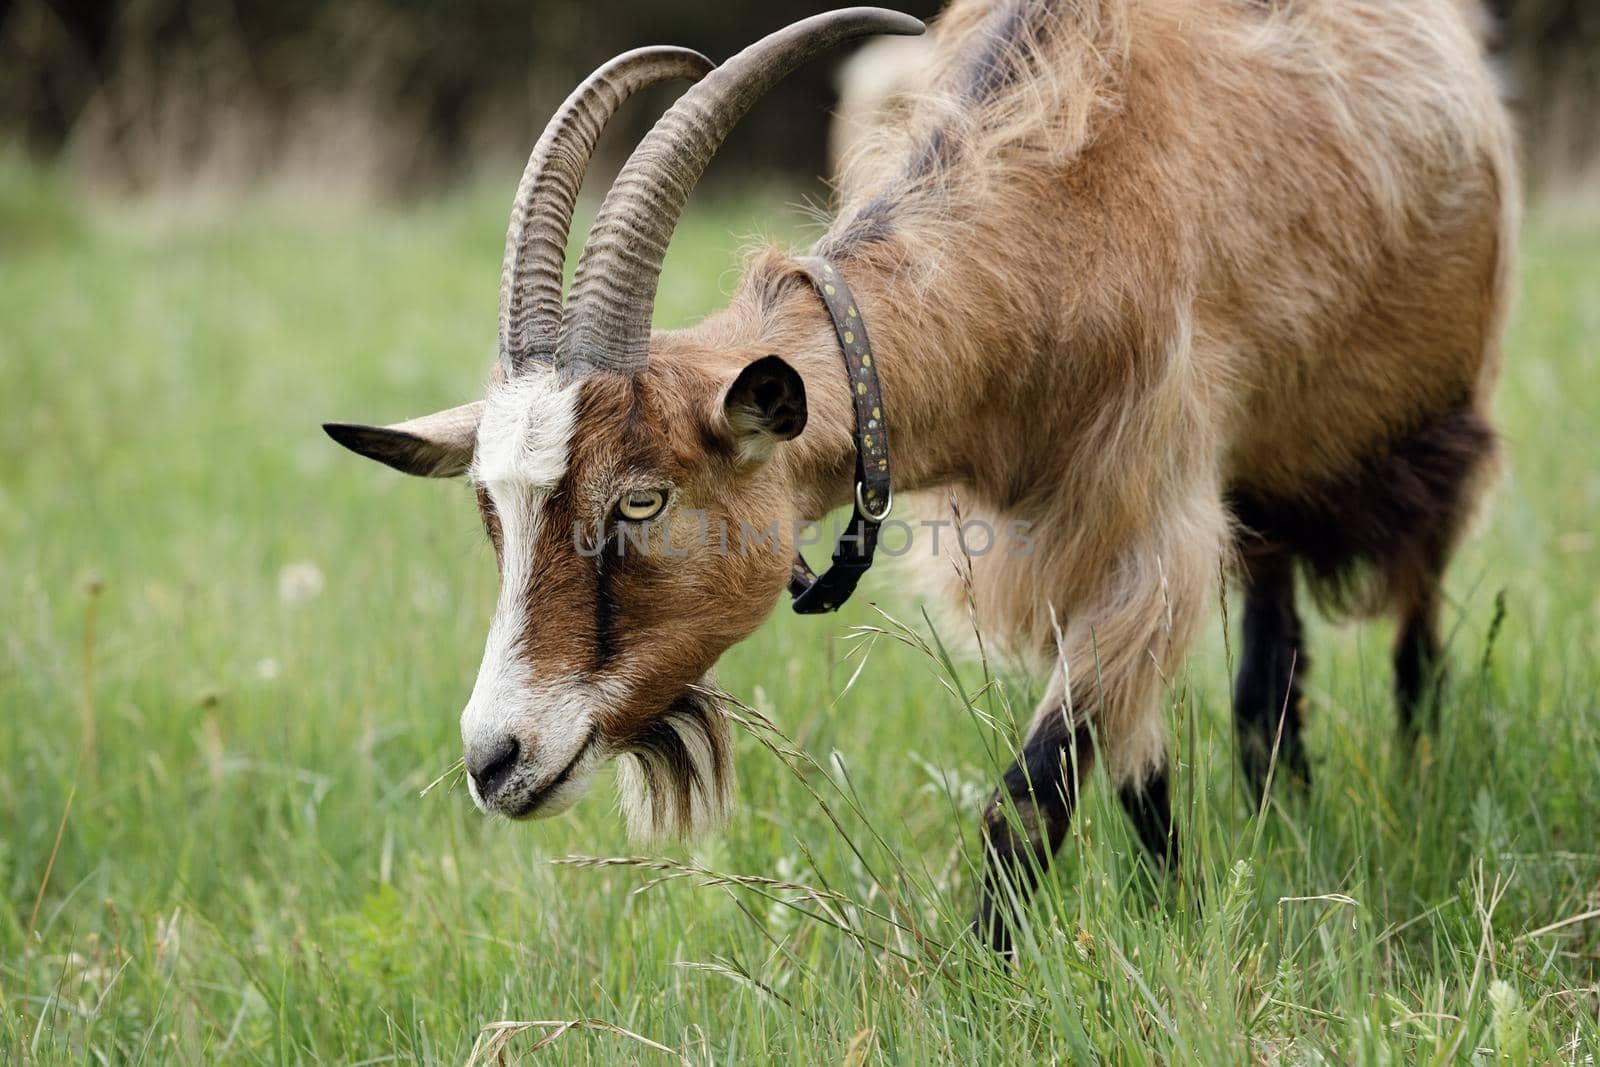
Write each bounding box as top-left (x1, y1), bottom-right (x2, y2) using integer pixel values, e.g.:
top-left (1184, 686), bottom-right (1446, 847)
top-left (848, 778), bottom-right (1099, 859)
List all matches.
top-left (617, 489), bottom-right (668, 521)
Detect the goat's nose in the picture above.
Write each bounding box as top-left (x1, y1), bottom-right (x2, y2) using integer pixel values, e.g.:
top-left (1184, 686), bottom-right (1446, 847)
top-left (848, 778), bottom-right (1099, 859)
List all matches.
top-left (466, 736), bottom-right (520, 798)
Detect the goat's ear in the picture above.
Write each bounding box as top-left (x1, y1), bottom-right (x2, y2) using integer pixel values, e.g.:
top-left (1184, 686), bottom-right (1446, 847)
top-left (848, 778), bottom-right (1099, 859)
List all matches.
top-left (720, 355), bottom-right (807, 461)
top-left (323, 401), bottom-right (482, 478)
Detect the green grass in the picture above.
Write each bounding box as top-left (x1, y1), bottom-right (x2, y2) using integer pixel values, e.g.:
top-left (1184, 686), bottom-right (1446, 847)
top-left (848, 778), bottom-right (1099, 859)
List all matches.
top-left (3, 157), bottom-right (1598, 1064)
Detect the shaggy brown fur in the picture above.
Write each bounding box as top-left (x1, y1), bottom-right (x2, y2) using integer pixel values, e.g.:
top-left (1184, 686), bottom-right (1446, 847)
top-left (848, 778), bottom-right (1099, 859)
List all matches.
top-left (646, 0), bottom-right (1515, 944)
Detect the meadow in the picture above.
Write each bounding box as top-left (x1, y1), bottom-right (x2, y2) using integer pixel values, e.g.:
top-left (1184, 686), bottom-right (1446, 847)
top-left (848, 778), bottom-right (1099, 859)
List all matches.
top-left (2, 159), bottom-right (1598, 1063)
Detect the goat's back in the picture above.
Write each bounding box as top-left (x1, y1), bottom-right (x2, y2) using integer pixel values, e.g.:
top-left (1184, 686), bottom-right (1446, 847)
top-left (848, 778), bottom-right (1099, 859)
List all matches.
top-left (837, 0), bottom-right (1516, 496)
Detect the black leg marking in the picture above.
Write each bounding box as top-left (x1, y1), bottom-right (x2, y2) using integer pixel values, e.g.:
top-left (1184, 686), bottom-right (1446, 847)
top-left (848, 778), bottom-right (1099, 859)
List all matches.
top-left (1225, 403), bottom-right (1493, 617)
top-left (972, 710), bottom-right (1091, 956)
top-left (1394, 591), bottom-right (1443, 739)
top-left (1119, 767), bottom-right (1177, 868)
top-left (1229, 403), bottom-right (1493, 765)
top-left (1233, 554), bottom-right (1310, 801)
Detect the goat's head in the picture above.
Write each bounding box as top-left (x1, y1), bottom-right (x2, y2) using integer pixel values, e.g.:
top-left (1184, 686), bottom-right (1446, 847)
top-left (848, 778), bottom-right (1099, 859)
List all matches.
top-left (326, 9), bottom-right (922, 840)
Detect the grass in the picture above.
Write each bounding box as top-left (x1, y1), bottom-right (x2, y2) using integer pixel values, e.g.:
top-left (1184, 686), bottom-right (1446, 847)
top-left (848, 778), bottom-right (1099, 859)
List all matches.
top-left (2, 156), bottom-right (1598, 1064)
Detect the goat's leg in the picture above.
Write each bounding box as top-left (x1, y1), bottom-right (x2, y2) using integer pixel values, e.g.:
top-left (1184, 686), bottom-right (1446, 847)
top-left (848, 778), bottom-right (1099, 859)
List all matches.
top-left (1233, 551), bottom-right (1310, 801)
top-left (1119, 762), bottom-right (1176, 867)
top-left (1384, 404), bottom-right (1496, 739)
top-left (1389, 486), bottom-right (1469, 742)
top-left (972, 675), bottom-right (1093, 955)
top-left (969, 484), bottom-right (1220, 953)
top-left (1394, 576), bottom-right (1444, 740)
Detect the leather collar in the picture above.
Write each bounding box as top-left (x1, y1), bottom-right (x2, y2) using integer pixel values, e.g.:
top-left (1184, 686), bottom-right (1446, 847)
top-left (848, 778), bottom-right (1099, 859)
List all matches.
top-left (787, 256), bottom-right (892, 614)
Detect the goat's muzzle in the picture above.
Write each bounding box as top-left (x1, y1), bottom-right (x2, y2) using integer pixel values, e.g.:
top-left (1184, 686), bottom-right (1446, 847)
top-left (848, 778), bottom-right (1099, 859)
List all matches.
top-left (464, 723), bottom-right (603, 820)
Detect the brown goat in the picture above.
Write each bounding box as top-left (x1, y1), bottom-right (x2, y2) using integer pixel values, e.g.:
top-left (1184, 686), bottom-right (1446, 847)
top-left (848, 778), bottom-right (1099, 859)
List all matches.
top-left (327, 0), bottom-right (1517, 952)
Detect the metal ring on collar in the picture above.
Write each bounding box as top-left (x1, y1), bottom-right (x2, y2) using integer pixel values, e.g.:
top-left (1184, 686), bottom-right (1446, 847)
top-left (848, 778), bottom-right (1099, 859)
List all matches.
top-left (855, 480), bottom-right (893, 522)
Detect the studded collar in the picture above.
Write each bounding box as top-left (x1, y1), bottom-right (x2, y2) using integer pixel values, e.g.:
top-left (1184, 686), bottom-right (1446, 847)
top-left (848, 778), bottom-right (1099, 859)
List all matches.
top-left (787, 256), bottom-right (892, 614)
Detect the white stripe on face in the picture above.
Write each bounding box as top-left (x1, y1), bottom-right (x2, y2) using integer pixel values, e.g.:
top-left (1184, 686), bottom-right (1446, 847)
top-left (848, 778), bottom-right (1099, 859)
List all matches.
top-left (462, 370), bottom-right (591, 815)
top-left (472, 369), bottom-right (582, 489)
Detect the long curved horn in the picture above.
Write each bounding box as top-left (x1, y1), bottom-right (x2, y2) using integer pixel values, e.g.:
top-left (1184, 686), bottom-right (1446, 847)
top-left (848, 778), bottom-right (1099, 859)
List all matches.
top-left (558, 8), bottom-right (924, 375)
top-left (499, 46), bottom-right (715, 375)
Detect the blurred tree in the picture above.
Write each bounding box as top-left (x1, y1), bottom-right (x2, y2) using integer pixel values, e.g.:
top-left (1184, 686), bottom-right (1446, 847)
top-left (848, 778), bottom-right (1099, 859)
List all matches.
top-left (0, 0), bottom-right (941, 192)
top-left (0, 0), bottom-right (1593, 193)
top-left (1483, 0), bottom-right (1599, 188)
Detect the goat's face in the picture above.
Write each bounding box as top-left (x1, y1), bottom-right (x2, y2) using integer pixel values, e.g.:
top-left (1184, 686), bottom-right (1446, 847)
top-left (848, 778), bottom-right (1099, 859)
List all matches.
top-left (325, 8), bottom-right (922, 837)
top-left (326, 351), bottom-right (806, 839)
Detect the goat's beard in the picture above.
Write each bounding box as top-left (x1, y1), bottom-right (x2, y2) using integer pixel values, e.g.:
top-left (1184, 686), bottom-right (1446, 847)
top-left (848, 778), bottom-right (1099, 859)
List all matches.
top-left (616, 685), bottom-right (733, 842)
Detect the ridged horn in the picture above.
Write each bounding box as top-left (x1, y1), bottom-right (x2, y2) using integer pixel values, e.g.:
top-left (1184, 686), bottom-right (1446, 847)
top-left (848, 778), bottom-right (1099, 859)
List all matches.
top-left (557, 8), bottom-right (924, 375)
top-left (499, 46), bottom-right (715, 375)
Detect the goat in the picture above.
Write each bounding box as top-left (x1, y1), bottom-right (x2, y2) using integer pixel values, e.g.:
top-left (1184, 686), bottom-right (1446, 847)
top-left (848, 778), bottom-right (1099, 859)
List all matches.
top-left (326, 0), bottom-right (1518, 953)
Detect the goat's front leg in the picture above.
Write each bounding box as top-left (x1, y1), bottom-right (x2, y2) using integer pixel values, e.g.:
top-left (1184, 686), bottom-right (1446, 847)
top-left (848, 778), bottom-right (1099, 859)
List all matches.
top-left (972, 692), bottom-right (1183, 952)
top-left (969, 522), bottom-right (1214, 953)
top-left (1119, 765), bottom-right (1177, 868)
top-left (972, 674), bottom-right (1094, 955)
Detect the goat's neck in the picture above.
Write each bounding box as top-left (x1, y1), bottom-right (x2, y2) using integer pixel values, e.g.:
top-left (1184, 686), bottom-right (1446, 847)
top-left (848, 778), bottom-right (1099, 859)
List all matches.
top-left (754, 250), bottom-right (988, 522)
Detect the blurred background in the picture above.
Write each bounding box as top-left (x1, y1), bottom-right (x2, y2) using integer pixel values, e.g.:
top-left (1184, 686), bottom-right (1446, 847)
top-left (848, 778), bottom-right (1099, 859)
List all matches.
top-left (3, 3), bottom-right (1599, 1062)
top-left (0, 0), bottom-right (948, 196)
top-left (1, 0), bottom-right (1595, 198)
